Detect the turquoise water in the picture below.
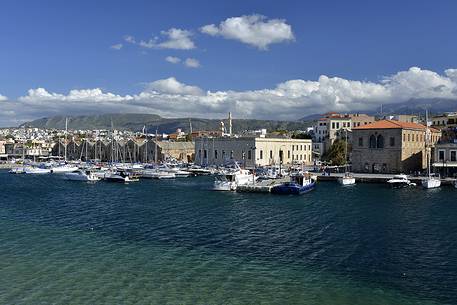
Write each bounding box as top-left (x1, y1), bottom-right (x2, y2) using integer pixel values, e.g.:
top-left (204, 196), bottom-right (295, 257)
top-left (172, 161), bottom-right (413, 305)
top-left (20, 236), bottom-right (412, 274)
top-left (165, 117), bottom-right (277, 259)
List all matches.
top-left (0, 171), bottom-right (456, 304)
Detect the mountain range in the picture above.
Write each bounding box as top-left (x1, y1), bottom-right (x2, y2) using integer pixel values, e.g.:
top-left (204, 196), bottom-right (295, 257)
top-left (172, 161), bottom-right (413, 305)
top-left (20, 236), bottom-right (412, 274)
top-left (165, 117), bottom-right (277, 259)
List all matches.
top-left (20, 113), bottom-right (312, 133)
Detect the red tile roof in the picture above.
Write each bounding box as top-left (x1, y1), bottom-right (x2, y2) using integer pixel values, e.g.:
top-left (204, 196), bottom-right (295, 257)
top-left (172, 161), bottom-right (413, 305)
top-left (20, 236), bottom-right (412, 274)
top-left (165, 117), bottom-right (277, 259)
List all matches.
top-left (352, 120), bottom-right (438, 131)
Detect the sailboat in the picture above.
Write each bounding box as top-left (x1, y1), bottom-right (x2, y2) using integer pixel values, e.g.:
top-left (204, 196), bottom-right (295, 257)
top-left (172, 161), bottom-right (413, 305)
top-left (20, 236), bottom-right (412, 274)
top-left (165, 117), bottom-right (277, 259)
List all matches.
top-left (422, 110), bottom-right (441, 189)
top-left (51, 118), bottom-right (78, 174)
top-left (338, 129), bottom-right (356, 185)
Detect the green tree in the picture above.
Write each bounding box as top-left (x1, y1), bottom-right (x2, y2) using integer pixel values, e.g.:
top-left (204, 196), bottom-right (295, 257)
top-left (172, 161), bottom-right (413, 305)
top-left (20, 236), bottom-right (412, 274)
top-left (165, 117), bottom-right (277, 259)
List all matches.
top-left (322, 139), bottom-right (347, 166)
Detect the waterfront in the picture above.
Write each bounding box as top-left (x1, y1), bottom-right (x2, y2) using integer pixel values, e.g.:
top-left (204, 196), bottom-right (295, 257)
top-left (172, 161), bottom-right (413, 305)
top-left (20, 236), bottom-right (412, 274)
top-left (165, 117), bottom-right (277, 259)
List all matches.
top-left (1, 171), bottom-right (456, 304)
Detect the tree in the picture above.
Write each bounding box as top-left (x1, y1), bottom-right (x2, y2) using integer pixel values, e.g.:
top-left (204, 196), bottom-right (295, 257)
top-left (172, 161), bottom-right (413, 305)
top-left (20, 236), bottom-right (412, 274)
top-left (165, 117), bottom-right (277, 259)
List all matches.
top-left (322, 139), bottom-right (347, 166)
top-left (291, 132), bottom-right (312, 139)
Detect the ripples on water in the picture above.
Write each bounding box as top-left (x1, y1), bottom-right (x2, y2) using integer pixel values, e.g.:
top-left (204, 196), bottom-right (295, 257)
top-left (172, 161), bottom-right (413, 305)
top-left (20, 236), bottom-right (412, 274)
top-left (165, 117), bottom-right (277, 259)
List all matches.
top-left (0, 172), bottom-right (456, 304)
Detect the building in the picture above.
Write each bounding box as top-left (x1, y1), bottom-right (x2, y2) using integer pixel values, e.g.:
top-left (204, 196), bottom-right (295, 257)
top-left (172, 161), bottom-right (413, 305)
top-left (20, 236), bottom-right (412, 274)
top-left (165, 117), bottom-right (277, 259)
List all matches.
top-left (194, 136), bottom-right (313, 168)
top-left (351, 120), bottom-right (441, 174)
top-left (432, 142), bottom-right (457, 177)
top-left (431, 112), bottom-right (457, 129)
top-left (348, 113), bottom-right (376, 128)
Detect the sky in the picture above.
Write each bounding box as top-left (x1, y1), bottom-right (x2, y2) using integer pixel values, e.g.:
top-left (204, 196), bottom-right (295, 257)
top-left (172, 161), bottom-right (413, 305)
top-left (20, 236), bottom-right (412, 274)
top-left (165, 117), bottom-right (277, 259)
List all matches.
top-left (1, 0), bottom-right (457, 126)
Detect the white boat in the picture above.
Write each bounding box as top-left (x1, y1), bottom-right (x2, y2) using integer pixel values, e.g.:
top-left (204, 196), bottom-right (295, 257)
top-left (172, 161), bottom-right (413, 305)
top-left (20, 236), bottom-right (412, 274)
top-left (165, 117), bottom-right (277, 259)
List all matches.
top-left (422, 175), bottom-right (441, 189)
top-left (104, 171), bottom-right (133, 183)
top-left (422, 110), bottom-right (441, 189)
top-left (387, 174), bottom-right (416, 188)
top-left (213, 168), bottom-right (255, 191)
top-left (9, 167), bottom-right (26, 174)
top-left (24, 166), bottom-right (51, 174)
top-left (338, 129), bottom-right (356, 186)
top-left (454, 180), bottom-right (457, 189)
top-left (51, 164), bottom-right (79, 174)
top-left (65, 170), bottom-right (100, 182)
top-left (338, 172), bottom-right (356, 185)
top-left (141, 169), bottom-right (176, 179)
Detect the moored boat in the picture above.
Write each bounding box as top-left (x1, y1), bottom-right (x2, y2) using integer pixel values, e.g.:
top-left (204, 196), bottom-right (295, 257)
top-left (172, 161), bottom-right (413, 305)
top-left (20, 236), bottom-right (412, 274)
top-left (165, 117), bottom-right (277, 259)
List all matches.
top-left (271, 172), bottom-right (316, 195)
top-left (387, 174), bottom-right (416, 188)
top-left (65, 170), bottom-right (100, 182)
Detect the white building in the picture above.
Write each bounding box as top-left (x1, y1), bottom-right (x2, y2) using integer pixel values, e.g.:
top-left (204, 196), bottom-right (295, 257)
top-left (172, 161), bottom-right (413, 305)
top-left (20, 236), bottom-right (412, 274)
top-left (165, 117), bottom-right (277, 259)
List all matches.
top-left (194, 136), bottom-right (313, 168)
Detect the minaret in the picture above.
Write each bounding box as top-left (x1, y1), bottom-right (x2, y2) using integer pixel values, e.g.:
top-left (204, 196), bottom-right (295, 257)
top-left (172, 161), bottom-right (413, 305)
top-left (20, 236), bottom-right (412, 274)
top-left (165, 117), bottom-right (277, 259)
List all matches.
top-left (228, 112), bottom-right (232, 136)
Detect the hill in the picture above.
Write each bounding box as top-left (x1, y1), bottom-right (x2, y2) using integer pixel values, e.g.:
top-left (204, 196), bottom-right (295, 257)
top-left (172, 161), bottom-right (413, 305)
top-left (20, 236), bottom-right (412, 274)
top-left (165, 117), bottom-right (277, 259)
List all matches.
top-left (21, 113), bottom-right (312, 133)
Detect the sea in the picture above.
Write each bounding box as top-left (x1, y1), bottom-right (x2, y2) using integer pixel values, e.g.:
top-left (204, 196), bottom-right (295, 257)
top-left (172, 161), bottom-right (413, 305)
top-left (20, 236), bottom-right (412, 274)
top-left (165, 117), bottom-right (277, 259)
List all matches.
top-left (0, 170), bottom-right (456, 305)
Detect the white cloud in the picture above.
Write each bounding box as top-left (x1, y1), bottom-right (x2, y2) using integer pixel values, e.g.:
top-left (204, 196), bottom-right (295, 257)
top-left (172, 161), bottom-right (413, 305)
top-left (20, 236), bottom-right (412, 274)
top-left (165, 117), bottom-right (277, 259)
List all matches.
top-left (184, 58), bottom-right (200, 68)
top-left (0, 94), bottom-right (7, 101)
top-left (200, 14), bottom-right (294, 50)
top-left (139, 28), bottom-right (196, 50)
top-left (2, 67), bottom-right (457, 126)
top-left (145, 77), bottom-right (203, 95)
top-left (165, 56), bottom-right (181, 64)
top-left (124, 35), bottom-right (136, 44)
top-left (110, 43), bottom-right (123, 50)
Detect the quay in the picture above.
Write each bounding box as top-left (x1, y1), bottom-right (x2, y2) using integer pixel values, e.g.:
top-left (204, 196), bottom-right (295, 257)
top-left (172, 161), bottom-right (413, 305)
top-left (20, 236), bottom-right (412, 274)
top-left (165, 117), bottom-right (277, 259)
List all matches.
top-left (315, 172), bottom-right (457, 186)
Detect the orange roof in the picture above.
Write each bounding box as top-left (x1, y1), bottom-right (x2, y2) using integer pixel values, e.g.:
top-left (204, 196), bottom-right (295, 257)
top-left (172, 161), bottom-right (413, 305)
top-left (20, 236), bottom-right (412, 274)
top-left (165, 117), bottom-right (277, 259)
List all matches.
top-left (353, 120), bottom-right (438, 131)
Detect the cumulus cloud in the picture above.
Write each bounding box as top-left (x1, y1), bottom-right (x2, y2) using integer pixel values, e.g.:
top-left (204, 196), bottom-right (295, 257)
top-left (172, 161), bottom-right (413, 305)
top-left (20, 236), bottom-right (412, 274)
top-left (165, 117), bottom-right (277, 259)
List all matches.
top-left (110, 43), bottom-right (123, 50)
top-left (184, 58), bottom-right (200, 68)
top-left (200, 14), bottom-right (294, 50)
top-left (0, 94), bottom-right (7, 101)
top-left (124, 35), bottom-right (136, 44)
top-left (165, 56), bottom-right (181, 64)
top-left (139, 28), bottom-right (196, 50)
top-left (2, 67), bottom-right (457, 126)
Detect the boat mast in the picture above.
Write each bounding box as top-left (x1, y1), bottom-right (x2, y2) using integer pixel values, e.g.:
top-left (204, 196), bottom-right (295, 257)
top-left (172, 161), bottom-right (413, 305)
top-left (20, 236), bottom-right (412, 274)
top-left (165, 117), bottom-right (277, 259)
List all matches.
top-left (154, 129), bottom-right (158, 164)
top-left (425, 110), bottom-right (431, 178)
top-left (345, 129), bottom-right (348, 173)
top-left (64, 117), bottom-right (68, 163)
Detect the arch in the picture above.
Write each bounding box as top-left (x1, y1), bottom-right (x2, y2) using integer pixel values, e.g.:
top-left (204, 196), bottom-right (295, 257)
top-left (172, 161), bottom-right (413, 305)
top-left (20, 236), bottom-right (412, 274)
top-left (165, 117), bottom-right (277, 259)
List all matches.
top-left (377, 135), bottom-right (384, 148)
top-left (369, 134), bottom-right (376, 148)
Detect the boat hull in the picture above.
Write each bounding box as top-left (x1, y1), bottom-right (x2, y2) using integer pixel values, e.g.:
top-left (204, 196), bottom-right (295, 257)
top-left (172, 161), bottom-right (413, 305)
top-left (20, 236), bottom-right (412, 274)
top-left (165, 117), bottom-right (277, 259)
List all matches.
top-left (271, 181), bottom-right (316, 195)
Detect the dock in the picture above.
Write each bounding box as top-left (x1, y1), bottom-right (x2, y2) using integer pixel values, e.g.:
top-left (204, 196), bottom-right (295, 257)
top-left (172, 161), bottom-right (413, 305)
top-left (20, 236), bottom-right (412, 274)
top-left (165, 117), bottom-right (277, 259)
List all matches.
top-left (315, 172), bottom-right (457, 186)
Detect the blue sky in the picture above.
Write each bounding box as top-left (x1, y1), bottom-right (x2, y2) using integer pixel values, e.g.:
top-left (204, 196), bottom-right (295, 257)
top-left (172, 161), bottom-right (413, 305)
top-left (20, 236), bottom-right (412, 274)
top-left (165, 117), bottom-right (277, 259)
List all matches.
top-left (1, 0), bottom-right (457, 125)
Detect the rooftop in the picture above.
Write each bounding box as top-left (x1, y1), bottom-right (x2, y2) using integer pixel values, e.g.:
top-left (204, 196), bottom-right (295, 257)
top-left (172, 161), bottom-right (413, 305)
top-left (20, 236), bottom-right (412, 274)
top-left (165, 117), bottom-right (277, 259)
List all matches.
top-left (352, 120), bottom-right (437, 131)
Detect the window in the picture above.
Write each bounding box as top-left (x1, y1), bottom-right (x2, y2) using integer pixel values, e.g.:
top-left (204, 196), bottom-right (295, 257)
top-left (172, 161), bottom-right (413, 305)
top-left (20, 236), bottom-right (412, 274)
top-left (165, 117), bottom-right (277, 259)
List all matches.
top-left (222, 150), bottom-right (225, 158)
top-left (439, 150), bottom-right (445, 161)
top-left (198, 150), bottom-right (201, 158)
top-left (270, 150), bottom-right (273, 159)
top-left (259, 150), bottom-right (263, 159)
top-left (204, 150), bottom-right (207, 158)
top-left (358, 137), bottom-right (363, 147)
top-left (403, 134), bottom-right (406, 141)
top-left (369, 135), bottom-right (376, 148)
top-left (248, 150), bottom-right (251, 160)
top-left (336, 122), bottom-right (340, 129)
top-left (332, 122), bottom-right (335, 129)
top-left (214, 150), bottom-right (218, 159)
top-left (377, 135), bottom-right (384, 148)
top-left (407, 134), bottom-right (410, 141)
top-left (451, 151), bottom-right (457, 162)
top-left (389, 137), bottom-right (395, 147)
top-left (300, 145), bottom-right (303, 150)
top-left (416, 134), bottom-right (419, 142)
top-left (288, 150), bottom-right (291, 158)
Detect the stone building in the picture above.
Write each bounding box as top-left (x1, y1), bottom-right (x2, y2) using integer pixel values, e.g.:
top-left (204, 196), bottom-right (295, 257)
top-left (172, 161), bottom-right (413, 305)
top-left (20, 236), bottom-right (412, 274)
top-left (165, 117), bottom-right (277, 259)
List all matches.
top-left (194, 136), bottom-right (313, 168)
top-left (351, 120), bottom-right (441, 174)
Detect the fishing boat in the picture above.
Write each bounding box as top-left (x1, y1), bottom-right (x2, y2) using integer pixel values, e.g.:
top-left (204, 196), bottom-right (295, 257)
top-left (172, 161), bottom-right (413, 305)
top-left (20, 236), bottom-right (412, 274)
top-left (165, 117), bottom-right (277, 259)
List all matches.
top-left (213, 167), bottom-right (255, 191)
top-left (338, 129), bottom-right (356, 186)
top-left (387, 174), bottom-right (416, 188)
top-left (65, 170), bottom-right (100, 182)
top-left (422, 110), bottom-right (441, 189)
top-left (271, 172), bottom-right (316, 195)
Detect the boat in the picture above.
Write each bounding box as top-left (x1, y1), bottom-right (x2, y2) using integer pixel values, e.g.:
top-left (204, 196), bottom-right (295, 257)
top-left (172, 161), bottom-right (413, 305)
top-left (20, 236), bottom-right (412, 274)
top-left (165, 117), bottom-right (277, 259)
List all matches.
top-left (141, 168), bottom-right (176, 179)
top-left (65, 170), bottom-right (100, 182)
top-left (387, 174), bottom-right (416, 188)
top-left (51, 164), bottom-right (79, 173)
top-left (9, 167), bottom-right (26, 174)
top-left (213, 167), bottom-right (255, 191)
top-left (104, 171), bottom-right (133, 183)
top-left (338, 172), bottom-right (356, 185)
top-left (24, 166), bottom-right (51, 174)
top-left (271, 172), bottom-right (316, 195)
top-left (338, 129), bottom-right (356, 186)
top-left (422, 110), bottom-right (441, 189)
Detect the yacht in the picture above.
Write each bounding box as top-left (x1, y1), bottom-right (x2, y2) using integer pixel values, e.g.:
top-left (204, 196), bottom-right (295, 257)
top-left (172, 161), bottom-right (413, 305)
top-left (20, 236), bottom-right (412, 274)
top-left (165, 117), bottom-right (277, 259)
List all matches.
top-left (387, 174), bottom-right (416, 188)
top-left (51, 164), bottom-right (79, 174)
top-left (422, 110), bottom-right (441, 189)
top-left (24, 166), bottom-right (51, 174)
top-left (104, 170), bottom-right (134, 183)
top-left (213, 168), bottom-right (255, 191)
top-left (141, 168), bottom-right (176, 179)
top-left (9, 167), bottom-right (26, 174)
top-left (271, 172), bottom-right (316, 195)
top-left (338, 129), bottom-right (356, 186)
top-left (338, 172), bottom-right (356, 185)
top-left (65, 170), bottom-right (100, 182)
